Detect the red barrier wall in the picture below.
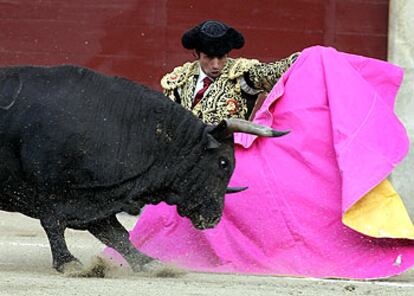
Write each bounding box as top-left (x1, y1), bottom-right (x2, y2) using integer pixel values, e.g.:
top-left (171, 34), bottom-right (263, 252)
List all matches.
top-left (0, 0), bottom-right (389, 90)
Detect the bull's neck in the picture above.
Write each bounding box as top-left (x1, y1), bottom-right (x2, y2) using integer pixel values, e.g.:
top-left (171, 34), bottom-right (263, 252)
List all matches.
top-left (135, 105), bottom-right (207, 198)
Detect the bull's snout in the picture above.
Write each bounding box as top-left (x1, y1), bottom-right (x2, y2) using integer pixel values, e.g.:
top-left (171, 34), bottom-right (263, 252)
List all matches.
top-left (177, 206), bottom-right (221, 229)
top-left (192, 215), bottom-right (221, 230)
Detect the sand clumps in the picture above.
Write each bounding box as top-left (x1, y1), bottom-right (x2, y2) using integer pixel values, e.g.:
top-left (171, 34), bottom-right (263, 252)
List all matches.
top-left (63, 256), bottom-right (186, 279)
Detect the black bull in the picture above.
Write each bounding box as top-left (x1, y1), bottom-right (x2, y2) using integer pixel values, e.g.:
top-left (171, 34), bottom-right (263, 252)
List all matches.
top-left (0, 65), bottom-right (288, 272)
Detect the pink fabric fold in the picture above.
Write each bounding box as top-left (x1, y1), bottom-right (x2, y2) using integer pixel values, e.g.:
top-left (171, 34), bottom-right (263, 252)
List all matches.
top-left (105, 46), bottom-right (413, 279)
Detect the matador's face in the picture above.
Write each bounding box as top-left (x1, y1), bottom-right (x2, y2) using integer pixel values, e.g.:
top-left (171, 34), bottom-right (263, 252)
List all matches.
top-left (198, 52), bottom-right (228, 79)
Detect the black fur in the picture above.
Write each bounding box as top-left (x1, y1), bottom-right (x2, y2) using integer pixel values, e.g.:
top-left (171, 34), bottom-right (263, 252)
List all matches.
top-left (0, 65), bottom-right (236, 272)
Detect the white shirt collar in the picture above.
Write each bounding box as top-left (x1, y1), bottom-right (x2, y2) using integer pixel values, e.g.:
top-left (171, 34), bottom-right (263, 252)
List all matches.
top-left (198, 66), bottom-right (211, 81)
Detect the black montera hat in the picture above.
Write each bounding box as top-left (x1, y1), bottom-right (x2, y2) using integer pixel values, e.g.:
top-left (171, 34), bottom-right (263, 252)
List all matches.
top-left (181, 20), bottom-right (245, 57)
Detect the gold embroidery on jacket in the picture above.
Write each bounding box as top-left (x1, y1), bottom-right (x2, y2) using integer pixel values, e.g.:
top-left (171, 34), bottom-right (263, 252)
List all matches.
top-left (247, 52), bottom-right (300, 92)
top-left (161, 55), bottom-right (298, 124)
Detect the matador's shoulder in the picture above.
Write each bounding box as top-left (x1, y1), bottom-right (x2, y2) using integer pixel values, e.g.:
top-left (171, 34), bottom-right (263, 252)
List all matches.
top-left (226, 58), bottom-right (260, 79)
top-left (161, 61), bottom-right (198, 90)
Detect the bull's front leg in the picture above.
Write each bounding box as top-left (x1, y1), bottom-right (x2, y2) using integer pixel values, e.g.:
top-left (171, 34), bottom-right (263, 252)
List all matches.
top-left (40, 217), bottom-right (80, 272)
top-left (87, 215), bottom-right (153, 272)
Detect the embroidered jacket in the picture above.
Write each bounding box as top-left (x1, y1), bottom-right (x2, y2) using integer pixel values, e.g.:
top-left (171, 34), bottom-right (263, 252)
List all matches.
top-left (161, 53), bottom-right (299, 124)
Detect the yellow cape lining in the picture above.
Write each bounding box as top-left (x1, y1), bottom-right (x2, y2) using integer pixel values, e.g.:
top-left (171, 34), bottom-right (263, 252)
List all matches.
top-left (343, 179), bottom-right (414, 239)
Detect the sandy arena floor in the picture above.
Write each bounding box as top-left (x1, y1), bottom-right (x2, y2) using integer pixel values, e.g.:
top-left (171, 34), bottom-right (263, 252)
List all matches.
top-left (1, 211), bottom-right (414, 296)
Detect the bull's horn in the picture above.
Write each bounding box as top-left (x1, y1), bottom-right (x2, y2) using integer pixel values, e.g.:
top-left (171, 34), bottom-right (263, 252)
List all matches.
top-left (226, 186), bottom-right (248, 194)
top-left (225, 118), bottom-right (289, 137)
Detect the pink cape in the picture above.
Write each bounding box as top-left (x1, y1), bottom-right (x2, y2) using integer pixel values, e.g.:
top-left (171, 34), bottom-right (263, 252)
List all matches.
top-left (106, 46), bottom-right (413, 279)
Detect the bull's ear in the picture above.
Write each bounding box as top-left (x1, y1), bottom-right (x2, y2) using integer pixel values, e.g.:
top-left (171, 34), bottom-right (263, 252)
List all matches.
top-left (206, 134), bottom-right (221, 149)
top-left (209, 120), bottom-right (232, 141)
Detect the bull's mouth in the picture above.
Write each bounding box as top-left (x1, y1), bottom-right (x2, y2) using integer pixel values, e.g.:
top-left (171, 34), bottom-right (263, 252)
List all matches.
top-left (191, 214), bottom-right (221, 230)
top-left (176, 205), bottom-right (221, 230)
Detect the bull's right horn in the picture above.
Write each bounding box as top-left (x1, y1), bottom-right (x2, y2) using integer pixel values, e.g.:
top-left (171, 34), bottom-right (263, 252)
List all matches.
top-left (225, 118), bottom-right (289, 137)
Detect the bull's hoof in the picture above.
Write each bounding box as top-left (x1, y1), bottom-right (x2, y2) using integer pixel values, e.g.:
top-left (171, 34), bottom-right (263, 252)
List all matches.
top-left (128, 254), bottom-right (155, 272)
top-left (59, 261), bottom-right (84, 276)
top-left (64, 256), bottom-right (113, 278)
top-left (141, 260), bottom-right (164, 272)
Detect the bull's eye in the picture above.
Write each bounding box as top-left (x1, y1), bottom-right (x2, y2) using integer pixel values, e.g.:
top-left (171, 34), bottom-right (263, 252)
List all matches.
top-left (219, 157), bottom-right (228, 169)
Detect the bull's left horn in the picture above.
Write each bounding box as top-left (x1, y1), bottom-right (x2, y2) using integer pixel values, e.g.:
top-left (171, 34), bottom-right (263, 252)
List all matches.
top-left (226, 186), bottom-right (248, 194)
top-left (225, 118), bottom-right (289, 137)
